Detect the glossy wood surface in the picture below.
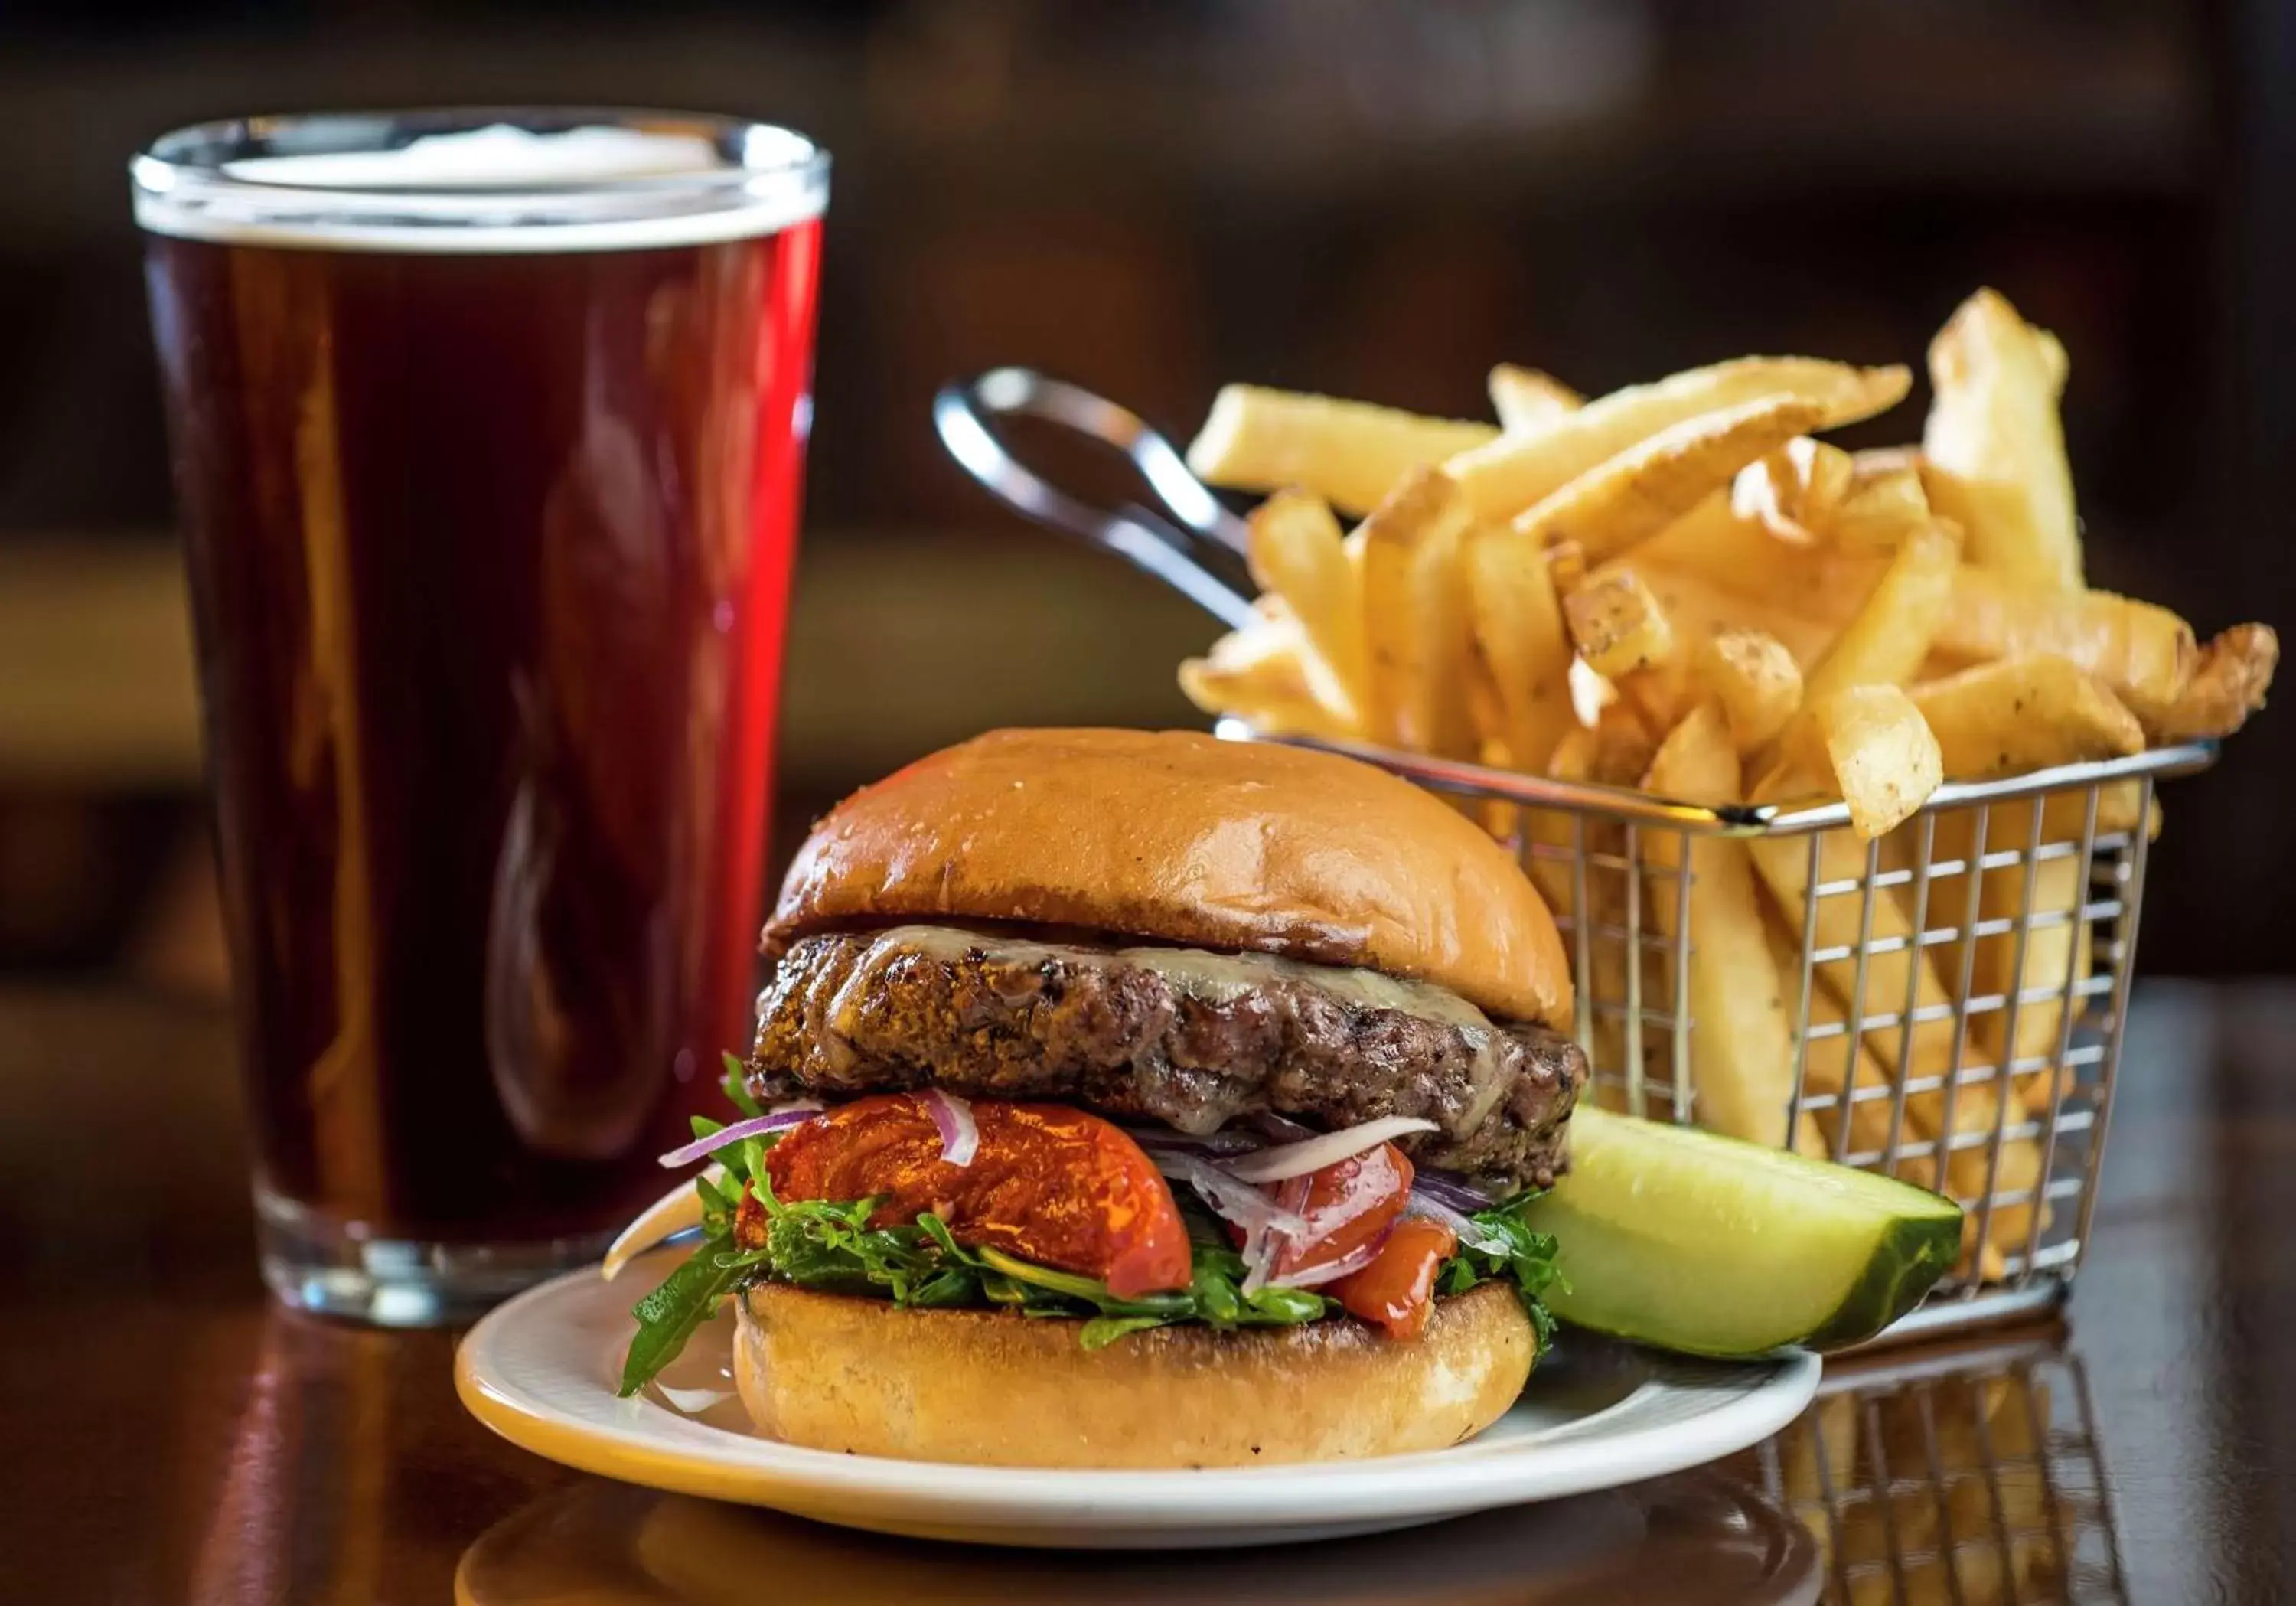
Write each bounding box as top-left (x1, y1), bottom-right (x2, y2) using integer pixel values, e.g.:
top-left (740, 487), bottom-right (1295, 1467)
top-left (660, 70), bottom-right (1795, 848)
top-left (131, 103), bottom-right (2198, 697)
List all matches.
top-left (2, 981), bottom-right (2287, 1604)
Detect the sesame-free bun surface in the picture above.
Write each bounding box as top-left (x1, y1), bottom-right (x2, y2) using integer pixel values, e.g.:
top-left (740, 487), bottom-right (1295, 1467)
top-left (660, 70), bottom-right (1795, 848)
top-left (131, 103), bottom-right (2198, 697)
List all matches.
top-left (732, 1281), bottom-right (1534, 1468)
top-left (763, 728), bottom-right (1571, 1028)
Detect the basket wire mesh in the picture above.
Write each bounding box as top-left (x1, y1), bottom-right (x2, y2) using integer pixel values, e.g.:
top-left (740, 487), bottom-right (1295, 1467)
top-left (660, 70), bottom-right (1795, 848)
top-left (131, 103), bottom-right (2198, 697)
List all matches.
top-left (1755, 1333), bottom-right (2128, 1604)
top-left (1225, 721), bottom-right (2216, 1336)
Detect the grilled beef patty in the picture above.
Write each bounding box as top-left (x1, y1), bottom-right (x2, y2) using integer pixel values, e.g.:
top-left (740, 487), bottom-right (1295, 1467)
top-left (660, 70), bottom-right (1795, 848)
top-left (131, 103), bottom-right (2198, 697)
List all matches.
top-left (745, 925), bottom-right (1583, 1191)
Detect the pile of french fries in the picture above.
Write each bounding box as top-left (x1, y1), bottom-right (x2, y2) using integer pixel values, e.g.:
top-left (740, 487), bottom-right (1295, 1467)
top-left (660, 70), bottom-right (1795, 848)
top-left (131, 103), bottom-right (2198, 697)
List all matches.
top-left (1179, 288), bottom-right (2278, 1277)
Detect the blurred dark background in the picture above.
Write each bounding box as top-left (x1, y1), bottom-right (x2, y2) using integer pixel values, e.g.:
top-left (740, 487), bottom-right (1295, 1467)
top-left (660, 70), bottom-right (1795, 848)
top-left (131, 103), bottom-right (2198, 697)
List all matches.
top-left (1, 0), bottom-right (2291, 989)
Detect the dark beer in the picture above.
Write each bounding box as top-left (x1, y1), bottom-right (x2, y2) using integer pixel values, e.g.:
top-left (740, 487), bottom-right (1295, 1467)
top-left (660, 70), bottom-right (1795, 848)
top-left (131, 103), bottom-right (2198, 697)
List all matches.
top-left (137, 115), bottom-right (826, 1318)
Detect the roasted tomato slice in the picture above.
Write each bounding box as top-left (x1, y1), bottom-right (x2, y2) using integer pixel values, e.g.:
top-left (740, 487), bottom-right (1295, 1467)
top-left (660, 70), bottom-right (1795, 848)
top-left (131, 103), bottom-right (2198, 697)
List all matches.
top-left (1332, 1216), bottom-right (1458, 1340)
top-left (1264, 1142), bottom-right (1415, 1284)
top-left (763, 1095), bottom-right (1191, 1298)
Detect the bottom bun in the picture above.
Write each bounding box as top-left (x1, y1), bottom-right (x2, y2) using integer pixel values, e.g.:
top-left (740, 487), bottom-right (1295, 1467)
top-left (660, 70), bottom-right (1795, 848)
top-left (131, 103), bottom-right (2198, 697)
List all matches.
top-left (732, 1281), bottom-right (1534, 1468)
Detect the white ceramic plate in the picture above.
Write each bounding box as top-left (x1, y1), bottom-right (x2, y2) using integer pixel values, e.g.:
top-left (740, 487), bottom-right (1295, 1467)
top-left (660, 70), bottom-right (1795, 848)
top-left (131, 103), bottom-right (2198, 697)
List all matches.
top-left (456, 1250), bottom-right (1821, 1549)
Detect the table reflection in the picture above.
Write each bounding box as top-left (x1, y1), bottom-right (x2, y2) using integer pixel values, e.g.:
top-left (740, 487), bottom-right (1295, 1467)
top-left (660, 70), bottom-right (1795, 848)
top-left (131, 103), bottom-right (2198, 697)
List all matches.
top-left (1759, 1326), bottom-right (2127, 1604)
top-left (191, 1301), bottom-right (2124, 1605)
top-left (455, 1470), bottom-right (1818, 1605)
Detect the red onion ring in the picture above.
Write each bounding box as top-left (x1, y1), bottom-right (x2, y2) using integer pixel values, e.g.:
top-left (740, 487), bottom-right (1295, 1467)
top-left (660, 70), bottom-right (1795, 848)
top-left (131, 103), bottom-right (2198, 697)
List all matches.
top-left (1152, 1151), bottom-right (1308, 1237)
top-left (1122, 1124), bottom-right (1265, 1157)
top-left (1403, 1190), bottom-right (1515, 1256)
top-left (1271, 1225), bottom-right (1392, 1289)
top-left (1218, 1116), bottom-right (1441, 1183)
top-left (916, 1089), bottom-right (979, 1167)
top-left (655, 1104), bottom-right (823, 1168)
top-left (1241, 1173), bottom-right (1313, 1296)
top-left (1410, 1167), bottom-right (1498, 1213)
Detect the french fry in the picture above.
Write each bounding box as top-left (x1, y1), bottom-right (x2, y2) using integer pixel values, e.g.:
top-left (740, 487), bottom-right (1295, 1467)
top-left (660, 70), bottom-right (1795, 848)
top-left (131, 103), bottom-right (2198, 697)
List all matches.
top-left (1618, 660), bottom-right (1698, 737)
top-left (1932, 570), bottom-right (2198, 727)
top-left (1488, 364), bottom-right (1583, 434)
top-left (1463, 641), bottom-right (1507, 750)
top-left (2154, 622), bottom-right (2278, 741)
top-left (1800, 521), bottom-right (1960, 706)
top-left (1758, 919), bottom-right (1918, 1184)
top-left (1567, 654), bottom-right (1617, 728)
top-left (1695, 628), bottom-right (1802, 752)
top-left (1356, 466), bottom-right (1477, 755)
top-left (1808, 684), bottom-right (1943, 839)
top-left (1731, 436), bottom-right (1854, 543)
top-left (1590, 700), bottom-right (1661, 788)
top-left (2096, 780), bottom-right (2157, 837)
top-left (1931, 801), bottom-right (2092, 1124)
top-left (1464, 531), bottom-right (1576, 776)
top-left (1909, 657), bottom-right (2143, 1082)
top-left (1242, 489), bottom-right (1369, 720)
top-left (1830, 446), bottom-right (1932, 550)
top-left (1634, 493), bottom-right (1888, 638)
top-left (1177, 603), bottom-right (1353, 739)
top-left (1640, 704), bottom-right (1826, 1154)
top-left (1633, 560), bottom-right (1842, 668)
top-left (1186, 385), bottom-right (1498, 516)
top-left (1510, 394), bottom-right (1827, 564)
top-left (1748, 760), bottom-right (2041, 1271)
top-left (1564, 567), bottom-right (1677, 680)
top-left (1544, 539), bottom-right (1589, 599)
top-left (1446, 357), bottom-right (1911, 523)
top-left (1922, 287), bottom-right (2082, 590)
top-left (1912, 654), bottom-right (2145, 779)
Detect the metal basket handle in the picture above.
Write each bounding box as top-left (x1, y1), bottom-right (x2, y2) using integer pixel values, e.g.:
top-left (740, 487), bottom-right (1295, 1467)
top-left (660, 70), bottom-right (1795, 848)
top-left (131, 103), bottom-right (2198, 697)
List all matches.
top-left (932, 368), bottom-right (1258, 628)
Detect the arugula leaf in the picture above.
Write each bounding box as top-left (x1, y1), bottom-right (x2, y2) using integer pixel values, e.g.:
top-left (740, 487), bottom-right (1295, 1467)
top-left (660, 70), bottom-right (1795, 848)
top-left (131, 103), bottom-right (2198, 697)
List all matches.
top-left (1080, 1315), bottom-right (1172, 1350)
top-left (720, 1053), bottom-right (764, 1119)
top-left (617, 1239), bottom-right (742, 1397)
top-left (975, 1247), bottom-right (1193, 1317)
top-left (1440, 1192), bottom-right (1564, 1351)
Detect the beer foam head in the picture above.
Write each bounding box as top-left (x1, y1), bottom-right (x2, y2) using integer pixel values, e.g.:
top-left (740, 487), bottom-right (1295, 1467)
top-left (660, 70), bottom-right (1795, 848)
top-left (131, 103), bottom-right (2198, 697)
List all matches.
top-left (133, 116), bottom-right (827, 253)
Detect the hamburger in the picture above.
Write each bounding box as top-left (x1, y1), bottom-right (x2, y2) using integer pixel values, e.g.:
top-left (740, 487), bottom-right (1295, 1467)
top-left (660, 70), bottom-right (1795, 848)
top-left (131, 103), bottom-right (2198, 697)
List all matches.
top-left (612, 727), bottom-right (1585, 1467)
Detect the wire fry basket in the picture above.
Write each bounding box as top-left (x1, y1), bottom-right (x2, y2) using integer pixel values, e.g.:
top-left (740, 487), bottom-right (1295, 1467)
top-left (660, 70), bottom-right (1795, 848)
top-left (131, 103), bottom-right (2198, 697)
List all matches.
top-left (1221, 720), bottom-right (2214, 1340)
top-left (928, 365), bottom-right (2217, 1344)
top-left (1757, 1331), bottom-right (2129, 1603)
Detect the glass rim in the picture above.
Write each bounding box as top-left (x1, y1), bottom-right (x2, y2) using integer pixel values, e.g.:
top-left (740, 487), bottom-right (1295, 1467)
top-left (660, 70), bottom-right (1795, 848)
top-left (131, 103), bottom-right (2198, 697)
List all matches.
top-left (132, 106), bottom-right (830, 254)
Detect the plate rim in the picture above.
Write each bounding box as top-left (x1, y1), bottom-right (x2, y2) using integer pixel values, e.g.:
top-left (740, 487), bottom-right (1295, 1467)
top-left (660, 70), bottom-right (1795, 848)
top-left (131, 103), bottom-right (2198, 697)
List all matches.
top-left (455, 1258), bottom-right (1821, 1528)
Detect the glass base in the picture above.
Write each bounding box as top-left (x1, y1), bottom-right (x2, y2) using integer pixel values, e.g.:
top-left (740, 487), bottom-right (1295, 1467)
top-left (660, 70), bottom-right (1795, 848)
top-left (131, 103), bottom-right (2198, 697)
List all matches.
top-left (256, 1185), bottom-right (614, 1327)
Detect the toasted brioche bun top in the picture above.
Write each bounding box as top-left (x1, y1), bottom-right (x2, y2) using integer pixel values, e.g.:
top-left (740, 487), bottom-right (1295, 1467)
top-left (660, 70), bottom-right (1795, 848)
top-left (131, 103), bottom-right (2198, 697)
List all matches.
top-left (765, 727), bottom-right (1571, 1028)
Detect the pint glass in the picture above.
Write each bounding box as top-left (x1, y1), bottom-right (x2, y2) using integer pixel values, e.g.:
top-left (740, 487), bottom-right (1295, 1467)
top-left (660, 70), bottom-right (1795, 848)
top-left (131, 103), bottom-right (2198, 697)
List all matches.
top-left (134, 110), bottom-right (826, 1321)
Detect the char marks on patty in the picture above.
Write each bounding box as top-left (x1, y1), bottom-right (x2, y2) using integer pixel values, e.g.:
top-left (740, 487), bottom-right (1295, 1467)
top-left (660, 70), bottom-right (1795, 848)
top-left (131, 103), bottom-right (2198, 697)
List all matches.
top-left (745, 925), bottom-right (1583, 1192)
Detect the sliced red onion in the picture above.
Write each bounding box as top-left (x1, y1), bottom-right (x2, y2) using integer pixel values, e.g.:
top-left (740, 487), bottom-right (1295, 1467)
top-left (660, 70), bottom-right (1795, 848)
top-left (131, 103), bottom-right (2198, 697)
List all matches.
top-left (655, 1104), bottom-right (823, 1169)
top-left (1154, 1151), bottom-right (1309, 1237)
top-left (1218, 1116), bottom-right (1442, 1183)
top-left (1404, 1190), bottom-right (1515, 1257)
top-left (1123, 1124), bottom-right (1265, 1157)
top-left (1236, 1215), bottom-right (1276, 1298)
top-left (1240, 1173), bottom-right (1313, 1297)
top-left (1250, 1111), bottom-right (1315, 1143)
top-left (917, 1089), bottom-right (979, 1167)
top-left (1272, 1226), bottom-right (1392, 1290)
top-left (1411, 1167), bottom-right (1498, 1213)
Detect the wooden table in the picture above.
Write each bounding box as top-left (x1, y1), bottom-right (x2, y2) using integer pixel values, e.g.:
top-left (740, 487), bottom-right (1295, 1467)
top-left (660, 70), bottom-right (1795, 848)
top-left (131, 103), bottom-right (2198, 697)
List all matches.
top-left (2, 981), bottom-right (2288, 1604)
